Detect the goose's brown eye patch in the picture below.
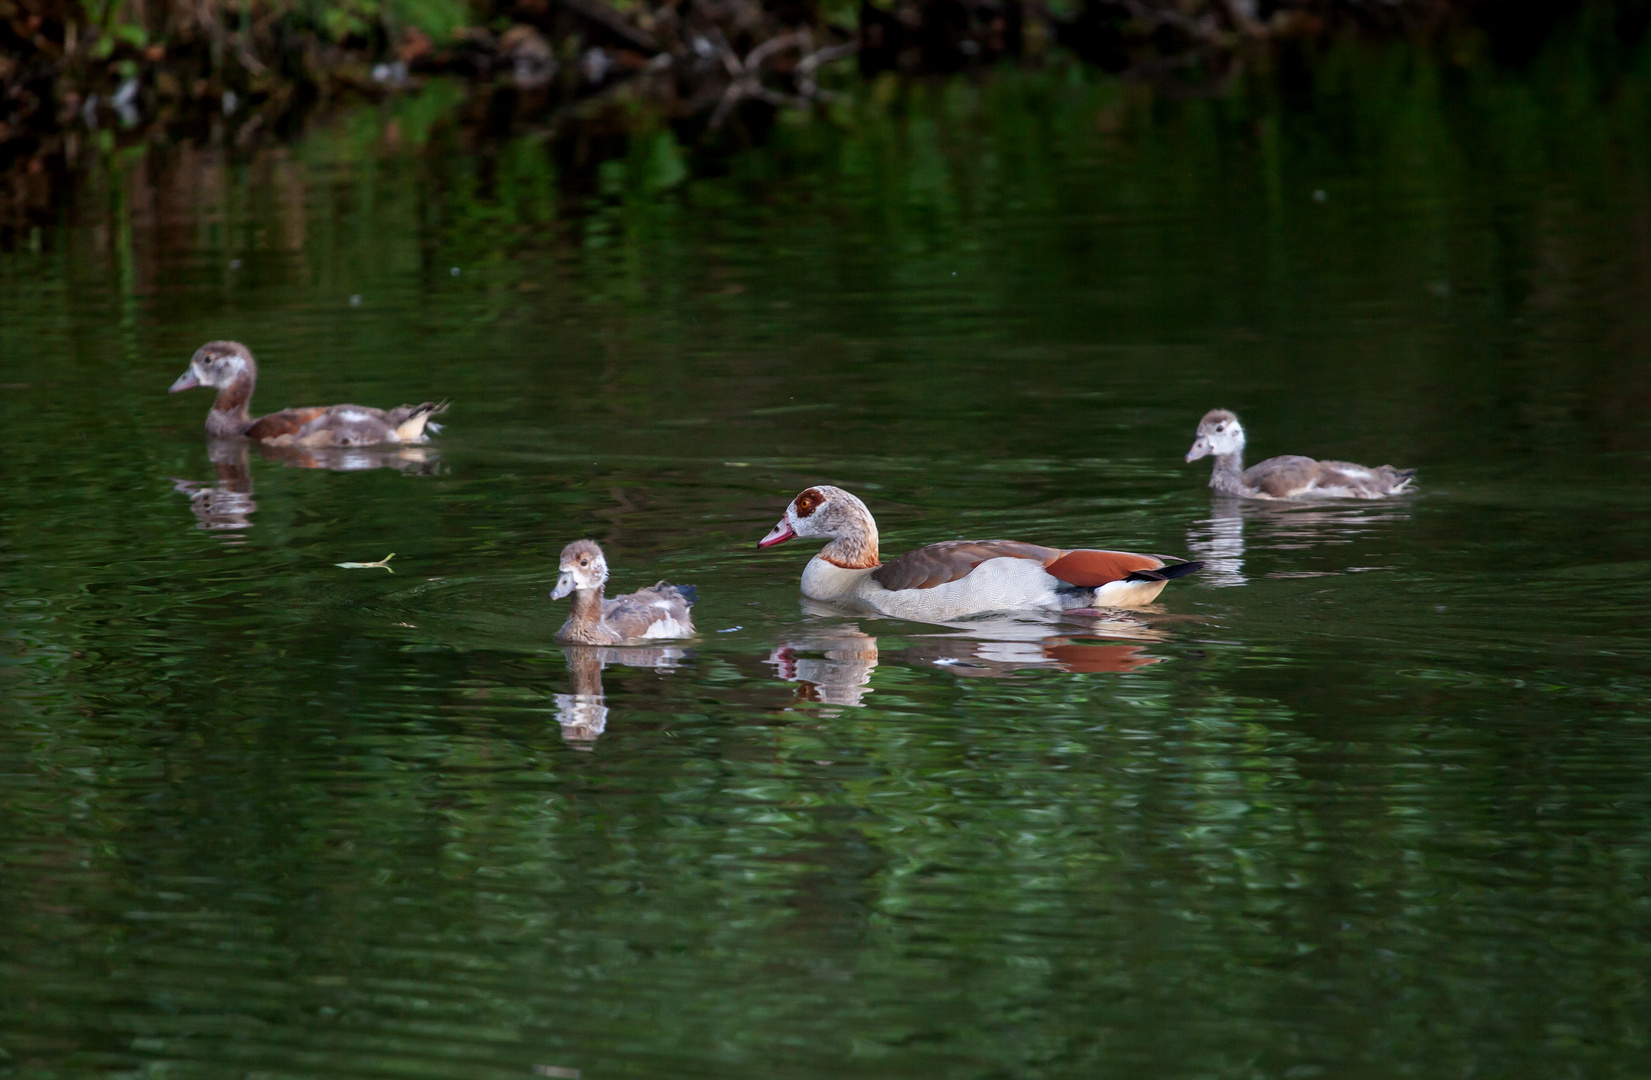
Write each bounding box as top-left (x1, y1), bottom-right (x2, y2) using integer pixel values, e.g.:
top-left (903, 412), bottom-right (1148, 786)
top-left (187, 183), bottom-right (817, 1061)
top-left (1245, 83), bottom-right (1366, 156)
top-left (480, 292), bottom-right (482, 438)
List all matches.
top-left (795, 488), bottom-right (823, 517)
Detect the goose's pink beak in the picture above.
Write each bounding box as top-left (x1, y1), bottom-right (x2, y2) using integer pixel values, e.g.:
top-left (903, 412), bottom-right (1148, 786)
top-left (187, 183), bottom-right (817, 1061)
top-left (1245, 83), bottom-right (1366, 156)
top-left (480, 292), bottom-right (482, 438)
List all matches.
top-left (758, 520), bottom-right (796, 548)
top-left (169, 370), bottom-right (201, 393)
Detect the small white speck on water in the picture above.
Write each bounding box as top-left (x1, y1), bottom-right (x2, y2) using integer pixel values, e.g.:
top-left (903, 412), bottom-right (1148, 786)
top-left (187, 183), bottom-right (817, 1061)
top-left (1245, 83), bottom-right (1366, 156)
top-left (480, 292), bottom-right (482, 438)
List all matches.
top-left (229, 259), bottom-right (242, 269)
top-left (718, 626), bottom-right (742, 633)
top-left (450, 266), bottom-right (461, 276)
top-left (349, 294), bottom-right (363, 306)
top-left (1312, 189), bottom-right (1328, 202)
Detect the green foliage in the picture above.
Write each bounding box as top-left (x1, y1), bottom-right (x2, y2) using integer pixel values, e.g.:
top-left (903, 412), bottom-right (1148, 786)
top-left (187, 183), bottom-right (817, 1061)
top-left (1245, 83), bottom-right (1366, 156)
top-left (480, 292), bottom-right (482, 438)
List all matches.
top-left (109, 21), bottom-right (146, 47)
top-left (817, 0), bottom-right (862, 29)
top-left (68, 0), bottom-right (478, 58)
top-left (310, 0), bottom-right (380, 41)
top-left (387, 0), bottom-right (472, 39)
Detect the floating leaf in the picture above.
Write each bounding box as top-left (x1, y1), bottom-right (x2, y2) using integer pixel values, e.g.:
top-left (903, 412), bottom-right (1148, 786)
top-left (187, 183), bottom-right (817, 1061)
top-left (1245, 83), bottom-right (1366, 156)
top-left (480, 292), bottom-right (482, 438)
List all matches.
top-left (337, 553), bottom-right (395, 572)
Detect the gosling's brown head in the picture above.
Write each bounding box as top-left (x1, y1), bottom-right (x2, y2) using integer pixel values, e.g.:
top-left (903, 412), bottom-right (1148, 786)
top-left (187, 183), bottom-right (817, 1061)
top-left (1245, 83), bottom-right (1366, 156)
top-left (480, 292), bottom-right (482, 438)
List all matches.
top-left (1186, 409), bottom-right (1245, 462)
top-left (170, 340), bottom-right (258, 394)
top-left (550, 539), bottom-right (609, 599)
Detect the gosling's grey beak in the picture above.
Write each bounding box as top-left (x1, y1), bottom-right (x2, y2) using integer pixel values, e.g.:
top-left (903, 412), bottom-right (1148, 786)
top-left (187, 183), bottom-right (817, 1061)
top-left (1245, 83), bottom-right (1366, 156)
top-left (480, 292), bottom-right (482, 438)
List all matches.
top-left (550, 572), bottom-right (575, 600)
top-left (169, 369), bottom-right (201, 393)
top-left (758, 519), bottom-right (796, 548)
top-left (1185, 438), bottom-right (1211, 463)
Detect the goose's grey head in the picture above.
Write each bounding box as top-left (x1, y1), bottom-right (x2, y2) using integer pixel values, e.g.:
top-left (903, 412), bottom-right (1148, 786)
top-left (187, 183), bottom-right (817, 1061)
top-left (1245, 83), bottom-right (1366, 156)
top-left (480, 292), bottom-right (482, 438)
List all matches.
top-left (758, 485), bottom-right (875, 547)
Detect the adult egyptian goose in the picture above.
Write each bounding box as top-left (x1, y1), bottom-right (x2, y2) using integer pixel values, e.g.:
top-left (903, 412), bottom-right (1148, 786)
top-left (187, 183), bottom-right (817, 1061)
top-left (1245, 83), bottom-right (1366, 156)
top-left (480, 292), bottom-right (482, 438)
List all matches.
top-left (550, 539), bottom-right (698, 644)
top-left (757, 486), bottom-right (1202, 619)
top-left (1186, 410), bottom-right (1416, 499)
top-left (168, 340), bottom-right (447, 446)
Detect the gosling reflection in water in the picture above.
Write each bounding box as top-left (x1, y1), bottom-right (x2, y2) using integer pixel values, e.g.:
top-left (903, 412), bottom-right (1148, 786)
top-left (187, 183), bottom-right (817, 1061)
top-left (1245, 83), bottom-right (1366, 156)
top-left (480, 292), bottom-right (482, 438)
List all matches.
top-left (170, 438), bottom-right (257, 533)
top-left (1186, 496), bottom-right (1417, 586)
top-left (258, 441), bottom-right (441, 474)
top-left (554, 645), bottom-right (687, 748)
top-left (1187, 497), bottom-right (1248, 587)
top-left (768, 611), bottom-right (1170, 709)
top-left (170, 438), bottom-right (440, 534)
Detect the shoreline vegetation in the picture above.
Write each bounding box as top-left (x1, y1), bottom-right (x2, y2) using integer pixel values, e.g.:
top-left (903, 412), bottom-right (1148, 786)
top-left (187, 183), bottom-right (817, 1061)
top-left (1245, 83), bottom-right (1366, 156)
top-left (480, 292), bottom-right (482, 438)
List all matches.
top-left (0, 0), bottom-right (1623, 232)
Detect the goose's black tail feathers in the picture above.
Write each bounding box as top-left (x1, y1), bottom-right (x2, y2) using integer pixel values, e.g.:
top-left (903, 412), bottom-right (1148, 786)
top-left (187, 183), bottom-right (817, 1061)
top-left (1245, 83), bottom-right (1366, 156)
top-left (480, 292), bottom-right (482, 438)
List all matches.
top-left (1125, 561), bottom-right (1204, 583)
top-left (656, 581), bottom-right (698, 606)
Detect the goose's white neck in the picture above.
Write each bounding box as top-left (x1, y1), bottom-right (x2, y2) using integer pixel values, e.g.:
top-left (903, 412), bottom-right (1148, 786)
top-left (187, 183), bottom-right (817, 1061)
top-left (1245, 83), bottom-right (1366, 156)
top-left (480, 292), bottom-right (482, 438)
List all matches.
top-left (801, 556), bottom-right (876, 603)
top-left (810, 501), bottom-right (880, 569)
top-left (821, 532), bottom-right (878, 569)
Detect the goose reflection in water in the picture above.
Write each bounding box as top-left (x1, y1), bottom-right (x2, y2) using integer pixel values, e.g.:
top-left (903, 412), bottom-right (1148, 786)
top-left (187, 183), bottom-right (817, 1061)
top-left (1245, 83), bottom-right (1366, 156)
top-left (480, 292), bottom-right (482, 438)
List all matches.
top-left (1187, 496), bottom-right (1416, 586)
top-left (555, 645), bottom-right (687, 748)
top-left (769, 609), bottom-right (1171, 709)
top-left (768, 624), bottom-right (882, 709)
top-left (170, 438), bottom-right (441, 535)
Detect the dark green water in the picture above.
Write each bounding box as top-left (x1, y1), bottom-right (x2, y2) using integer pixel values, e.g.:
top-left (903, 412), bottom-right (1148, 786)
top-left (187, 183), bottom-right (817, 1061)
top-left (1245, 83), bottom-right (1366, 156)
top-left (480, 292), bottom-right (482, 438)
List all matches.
top-left (5, 15), bottom-right (1651, 1079)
